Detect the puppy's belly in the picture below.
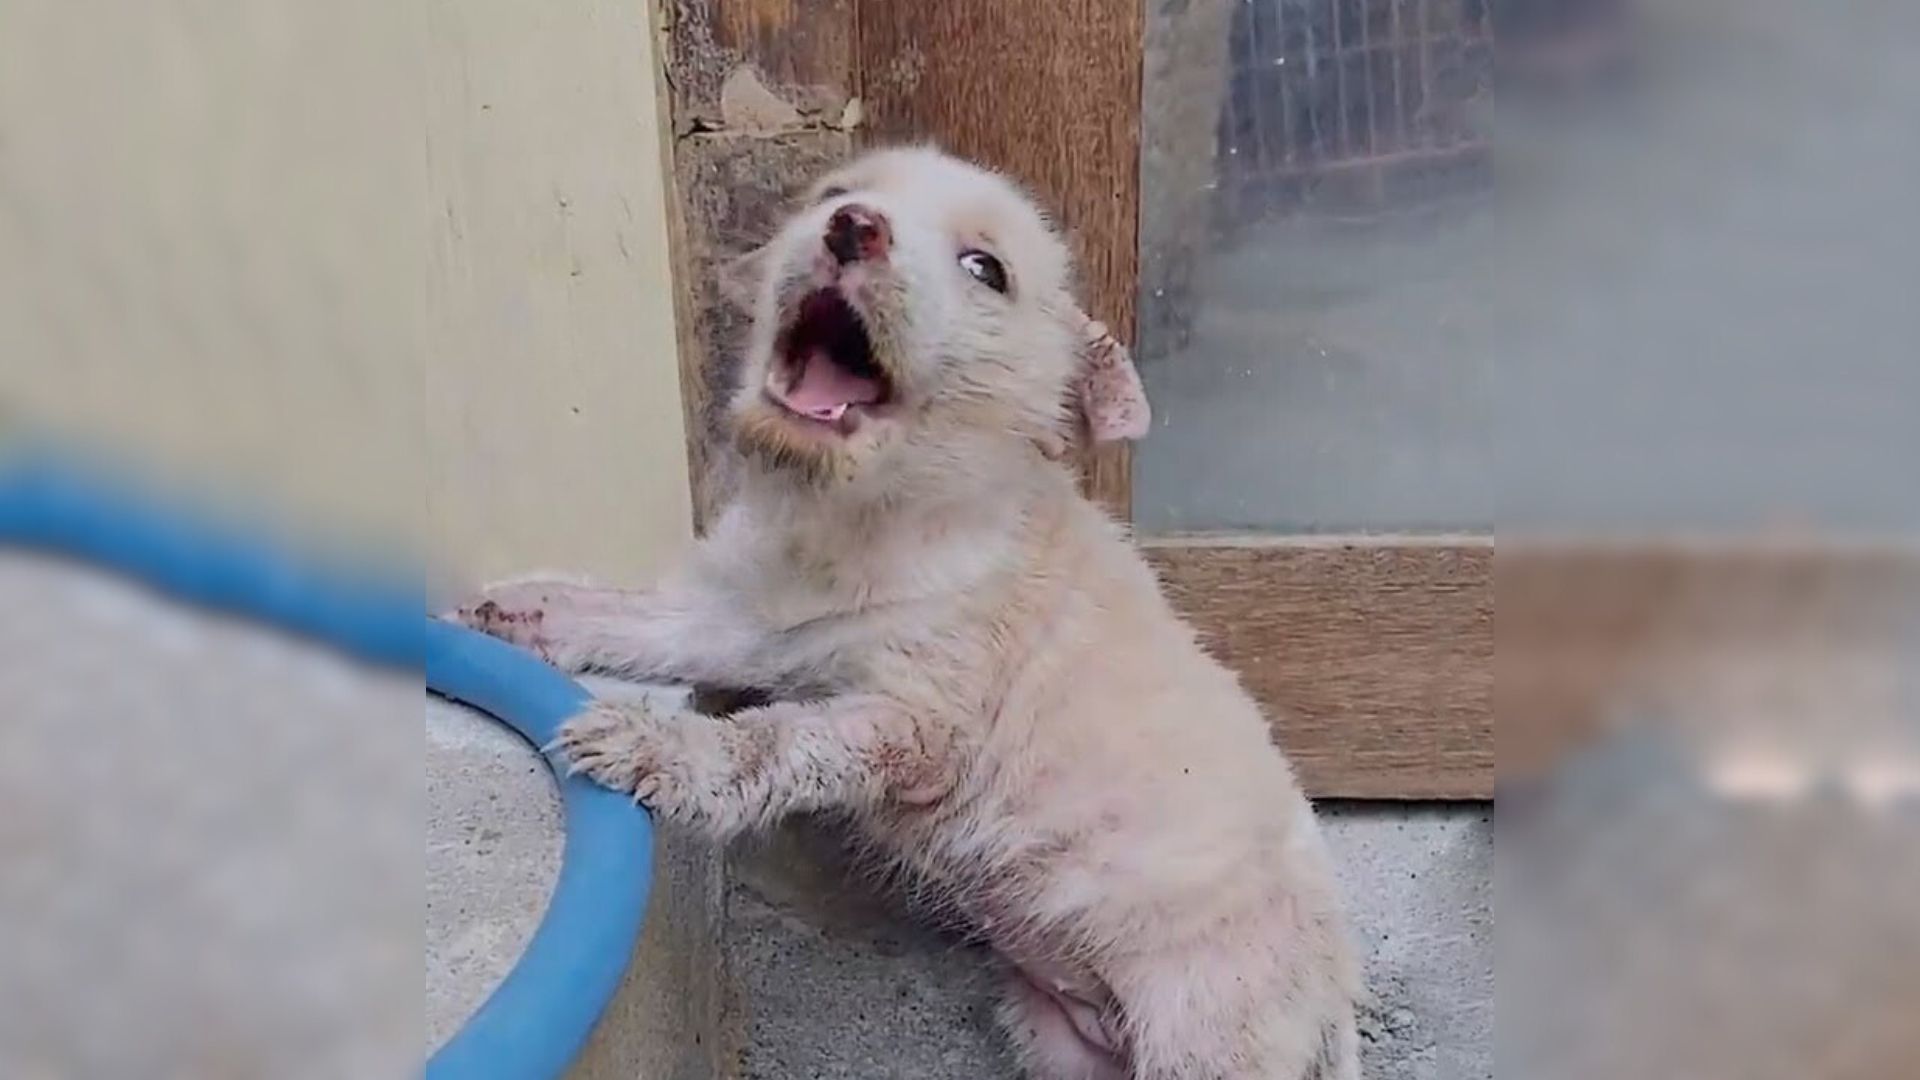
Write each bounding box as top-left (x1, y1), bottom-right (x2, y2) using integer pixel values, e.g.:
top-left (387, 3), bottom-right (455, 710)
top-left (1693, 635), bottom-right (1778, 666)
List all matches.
top-left (872, 820), bottom-right (1121, 1044)
top-left (1003, 945), bottom-right (1123, 1054)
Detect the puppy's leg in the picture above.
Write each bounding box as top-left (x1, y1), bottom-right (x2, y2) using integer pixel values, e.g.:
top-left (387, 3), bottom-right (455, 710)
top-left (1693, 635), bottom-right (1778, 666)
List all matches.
top-left (1118, 948), bottom-right (1344, 1080)
top-left (453, 579), bottom-right (765, 685)
top-left (554, 694), bottom-right (955, 838)
top-left (996, 973), bottom-right (1128, 1080)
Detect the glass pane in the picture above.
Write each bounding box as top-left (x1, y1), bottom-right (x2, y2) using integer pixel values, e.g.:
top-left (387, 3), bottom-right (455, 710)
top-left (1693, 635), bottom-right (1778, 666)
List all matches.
top-left (1136, 0), bottom-right (1920, 536)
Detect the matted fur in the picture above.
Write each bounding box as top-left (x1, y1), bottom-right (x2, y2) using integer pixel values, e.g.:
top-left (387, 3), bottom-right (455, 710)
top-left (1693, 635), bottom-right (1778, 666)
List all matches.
top-left (457, 148), bottom-right (1360, 1079)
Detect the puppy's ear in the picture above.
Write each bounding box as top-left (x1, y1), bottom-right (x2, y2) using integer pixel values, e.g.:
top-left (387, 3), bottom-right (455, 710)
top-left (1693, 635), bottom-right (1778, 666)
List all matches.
top-left (717, 245), bottom-right (769, 312)
top-left (1071, 313), bottom-right (1151, 443)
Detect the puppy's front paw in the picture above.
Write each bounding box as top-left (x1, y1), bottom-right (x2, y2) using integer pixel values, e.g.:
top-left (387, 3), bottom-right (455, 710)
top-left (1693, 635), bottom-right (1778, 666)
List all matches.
top-left (449, 580), bottom-right (570, 660)
top-left (554, 702), bottom-right (687, 813)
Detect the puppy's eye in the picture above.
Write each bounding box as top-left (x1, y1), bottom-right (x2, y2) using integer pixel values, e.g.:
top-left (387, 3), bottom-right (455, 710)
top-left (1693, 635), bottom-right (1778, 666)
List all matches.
top-left (817, 185), bottom-right (849, 203)
top-left (959, 250), bottom-right (1009, 294)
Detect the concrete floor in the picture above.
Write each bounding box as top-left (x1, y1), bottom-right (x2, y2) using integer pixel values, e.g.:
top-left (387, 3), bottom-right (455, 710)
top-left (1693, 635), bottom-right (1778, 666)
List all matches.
top-left (726, 805), bottom-right (1493, 1080)
top-left (1323, 803), bottom-right (1493, 1080)
top-left (424, 695), bottom-right (562, 1052)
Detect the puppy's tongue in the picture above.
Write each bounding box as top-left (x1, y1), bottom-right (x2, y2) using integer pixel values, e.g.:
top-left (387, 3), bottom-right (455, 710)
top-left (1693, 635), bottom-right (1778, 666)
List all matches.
top-left (781, 349), bottom-right (883, 421)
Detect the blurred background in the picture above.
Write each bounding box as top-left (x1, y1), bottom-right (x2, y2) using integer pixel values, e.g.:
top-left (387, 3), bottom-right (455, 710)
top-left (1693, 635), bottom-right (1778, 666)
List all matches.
top-left (3, 0), bottom-right (1917, 1076)
top-left (1139, 0), bottom-right (1918, 534)
top-left (1133, 2), bottom-right (1918, 1077)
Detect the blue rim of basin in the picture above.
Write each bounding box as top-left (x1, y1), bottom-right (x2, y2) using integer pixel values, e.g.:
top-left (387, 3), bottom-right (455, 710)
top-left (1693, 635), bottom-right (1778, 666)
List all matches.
top-left (0, 454), bottom-right (654, 1080)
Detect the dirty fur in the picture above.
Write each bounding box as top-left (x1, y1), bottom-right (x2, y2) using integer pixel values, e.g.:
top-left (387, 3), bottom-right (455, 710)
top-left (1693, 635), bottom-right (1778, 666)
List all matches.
top-left (455, 148), bottom-right (1361, 1079)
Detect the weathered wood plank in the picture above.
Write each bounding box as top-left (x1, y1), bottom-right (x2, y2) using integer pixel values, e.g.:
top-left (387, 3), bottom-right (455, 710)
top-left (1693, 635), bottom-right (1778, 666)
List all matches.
top-left (858, 0), bottom-right (1144, 519)
top-left (1145, 536), bottom-right (1495, 799)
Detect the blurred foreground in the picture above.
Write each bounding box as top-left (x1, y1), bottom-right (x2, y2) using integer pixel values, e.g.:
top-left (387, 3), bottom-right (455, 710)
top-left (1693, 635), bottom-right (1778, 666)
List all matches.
top-left (0, 550), bottom-right (419, 1078)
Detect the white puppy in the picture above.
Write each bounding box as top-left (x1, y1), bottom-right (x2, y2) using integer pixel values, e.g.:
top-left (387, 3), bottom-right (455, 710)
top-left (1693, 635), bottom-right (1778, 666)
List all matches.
top-left (459, 148), bottom-right (1361, 1080)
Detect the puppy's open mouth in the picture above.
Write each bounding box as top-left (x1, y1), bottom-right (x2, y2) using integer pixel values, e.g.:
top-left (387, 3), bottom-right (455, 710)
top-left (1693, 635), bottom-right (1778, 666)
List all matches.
top-left (766, 289), bottom-right (893, 431)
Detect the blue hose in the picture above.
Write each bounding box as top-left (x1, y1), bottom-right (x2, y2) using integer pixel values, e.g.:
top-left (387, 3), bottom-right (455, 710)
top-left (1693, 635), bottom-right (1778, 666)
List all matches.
top-left (0, 456), bottom-right (654, 1080)
top-left (423, 621), bottom-right (653, 1080)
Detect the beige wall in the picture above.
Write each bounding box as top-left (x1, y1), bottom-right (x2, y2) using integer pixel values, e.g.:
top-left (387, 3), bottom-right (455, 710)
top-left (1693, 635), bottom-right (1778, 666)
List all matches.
top-left (425, 0), bottom-right (693, 586)
top-left (0, 0), bottom-right (428, 542)
top-left (0, 0), bottom-right (693, 584)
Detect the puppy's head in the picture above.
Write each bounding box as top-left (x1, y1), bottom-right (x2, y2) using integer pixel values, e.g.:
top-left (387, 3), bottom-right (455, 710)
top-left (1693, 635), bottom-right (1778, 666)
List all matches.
top-left (724, 147), bottom-right (1149, 491)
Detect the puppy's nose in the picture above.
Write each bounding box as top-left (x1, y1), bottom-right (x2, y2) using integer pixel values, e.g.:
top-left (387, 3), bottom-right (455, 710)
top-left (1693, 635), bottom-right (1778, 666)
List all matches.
top-left (824, 203), bottom-right (891, 265)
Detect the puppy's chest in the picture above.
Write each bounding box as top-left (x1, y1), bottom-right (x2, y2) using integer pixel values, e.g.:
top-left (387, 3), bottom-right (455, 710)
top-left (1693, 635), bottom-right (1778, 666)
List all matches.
top-left (767, 588), bottom-right (1003, 690)
top-left (764, 604), bottom-right (934, 685)
top-left (857, 781), bottom-right (1089, 950)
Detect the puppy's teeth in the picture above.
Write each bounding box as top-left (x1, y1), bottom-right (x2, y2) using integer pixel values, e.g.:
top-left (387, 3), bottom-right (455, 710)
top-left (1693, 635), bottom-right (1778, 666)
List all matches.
top-left (826, 403), bottom-right (848, 421)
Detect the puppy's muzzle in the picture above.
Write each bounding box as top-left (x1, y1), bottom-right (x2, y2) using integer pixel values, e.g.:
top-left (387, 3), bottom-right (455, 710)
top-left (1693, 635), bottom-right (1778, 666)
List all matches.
top-left (825, 203), bottom-right (891, 265)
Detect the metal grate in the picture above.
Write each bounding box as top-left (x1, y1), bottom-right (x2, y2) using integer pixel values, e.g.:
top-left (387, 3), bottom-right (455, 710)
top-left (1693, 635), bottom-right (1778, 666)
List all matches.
top-left (1219, 0), bottom-right (1495, 217)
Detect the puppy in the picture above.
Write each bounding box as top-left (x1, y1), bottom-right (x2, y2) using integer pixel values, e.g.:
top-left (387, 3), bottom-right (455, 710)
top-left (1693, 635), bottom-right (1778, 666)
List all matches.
top-left (458, 147), bottom-right (1360, 1079)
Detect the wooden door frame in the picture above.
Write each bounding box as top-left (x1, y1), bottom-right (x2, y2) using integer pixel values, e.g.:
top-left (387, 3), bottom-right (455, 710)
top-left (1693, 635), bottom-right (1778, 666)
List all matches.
top-left (656, 0), bottom-right (1494, 799)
